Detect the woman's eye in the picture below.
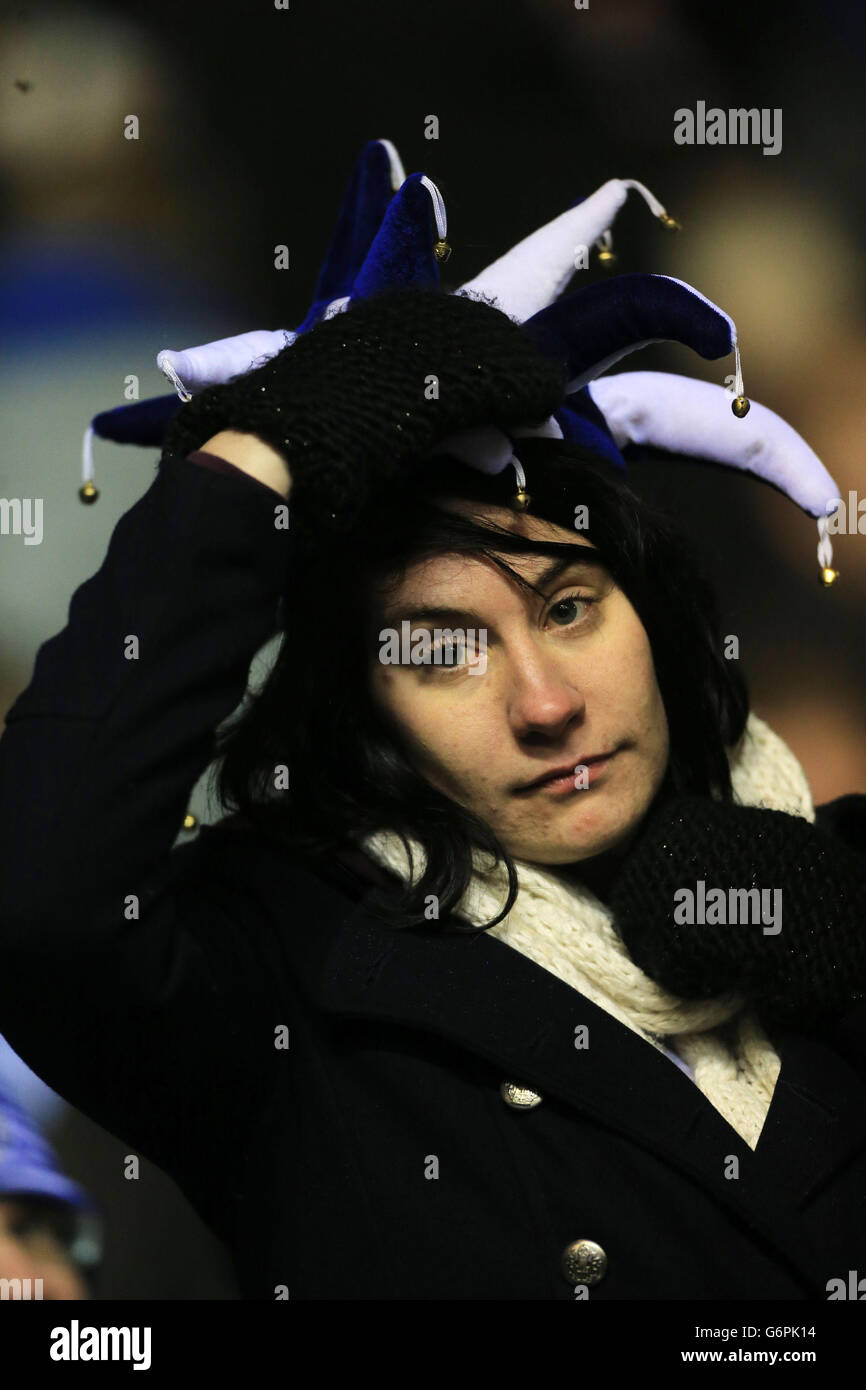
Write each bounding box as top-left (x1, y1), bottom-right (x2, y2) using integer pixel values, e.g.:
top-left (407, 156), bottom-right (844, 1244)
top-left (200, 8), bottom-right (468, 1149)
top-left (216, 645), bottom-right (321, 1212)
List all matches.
top-left (429, 639), bottom-right (474, 668)
top-left (548, 593), bottom-right (596, 627)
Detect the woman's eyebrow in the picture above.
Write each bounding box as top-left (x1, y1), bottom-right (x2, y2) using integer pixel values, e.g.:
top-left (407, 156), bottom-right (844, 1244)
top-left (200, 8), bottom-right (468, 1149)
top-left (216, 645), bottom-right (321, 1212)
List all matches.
top-left (381, 603), bottom-right (487, 627)
top-left (380, 552), bottom-right (607, 626)
top-left (529, 551), bottom-right (606, 586)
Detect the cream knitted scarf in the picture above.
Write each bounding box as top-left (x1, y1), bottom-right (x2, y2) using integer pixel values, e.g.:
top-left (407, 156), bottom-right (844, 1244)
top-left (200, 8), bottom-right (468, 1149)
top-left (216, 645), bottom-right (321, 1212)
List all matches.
top-left (360, 713), bottom-right (816, 1151)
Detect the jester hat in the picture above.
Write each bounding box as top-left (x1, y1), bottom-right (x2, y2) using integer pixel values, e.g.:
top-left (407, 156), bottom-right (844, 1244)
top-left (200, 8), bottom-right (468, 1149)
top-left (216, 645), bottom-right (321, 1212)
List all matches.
top-left (80, 137), bottom-right (842, 580)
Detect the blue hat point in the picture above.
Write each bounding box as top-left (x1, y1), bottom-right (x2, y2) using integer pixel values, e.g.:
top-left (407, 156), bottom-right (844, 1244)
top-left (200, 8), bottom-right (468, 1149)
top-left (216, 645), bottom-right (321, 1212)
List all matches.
top-left (311, 138), bottom-right (407, 310)
top-left (82, 137), bottom-right (444, 480)
top-left (349, 171), bottom-right (445, 301)
top-left (297, 137), bottom-right (415, 333)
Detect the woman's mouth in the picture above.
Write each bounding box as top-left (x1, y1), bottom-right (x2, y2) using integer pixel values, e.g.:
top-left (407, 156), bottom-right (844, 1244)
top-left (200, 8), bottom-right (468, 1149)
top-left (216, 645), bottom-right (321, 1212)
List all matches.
top-left (513, 750), bottom-right (619, 796)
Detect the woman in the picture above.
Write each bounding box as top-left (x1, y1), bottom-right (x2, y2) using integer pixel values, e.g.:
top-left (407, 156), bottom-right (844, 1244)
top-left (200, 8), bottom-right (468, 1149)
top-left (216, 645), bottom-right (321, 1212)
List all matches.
top-left (1, 282), bottom-right (865, 1302)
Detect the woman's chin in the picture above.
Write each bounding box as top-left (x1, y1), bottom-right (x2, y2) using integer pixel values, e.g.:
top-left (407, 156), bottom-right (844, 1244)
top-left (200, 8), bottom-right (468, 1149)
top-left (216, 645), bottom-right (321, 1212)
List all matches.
top-left (505, 796), bottom-right (647, 865)
top-left (509, 826), bottom-right (636, 866)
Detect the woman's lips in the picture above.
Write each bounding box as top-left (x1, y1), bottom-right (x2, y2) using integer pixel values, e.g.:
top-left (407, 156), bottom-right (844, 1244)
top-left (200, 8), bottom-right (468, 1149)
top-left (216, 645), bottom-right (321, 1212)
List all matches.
top-left (514, 751), bottom-right (619, 796)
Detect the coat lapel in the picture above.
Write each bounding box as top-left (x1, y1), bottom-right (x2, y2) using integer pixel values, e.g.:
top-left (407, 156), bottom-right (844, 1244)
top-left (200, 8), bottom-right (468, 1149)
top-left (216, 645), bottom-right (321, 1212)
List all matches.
top-left (299, 893), bottom-right (866, 1295)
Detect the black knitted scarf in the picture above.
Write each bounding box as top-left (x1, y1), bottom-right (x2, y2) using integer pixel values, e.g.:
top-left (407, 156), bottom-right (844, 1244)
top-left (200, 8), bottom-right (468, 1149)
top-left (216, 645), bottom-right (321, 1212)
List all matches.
top-left (606, 787), bottom-right (866, 1033)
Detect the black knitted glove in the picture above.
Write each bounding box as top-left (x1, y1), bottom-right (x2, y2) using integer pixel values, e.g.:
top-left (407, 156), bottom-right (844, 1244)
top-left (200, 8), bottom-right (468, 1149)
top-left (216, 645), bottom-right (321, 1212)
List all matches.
top-left (162, 286), bottom-right (567, 531)
top-left (607, 794), bottom-right (866, 1028)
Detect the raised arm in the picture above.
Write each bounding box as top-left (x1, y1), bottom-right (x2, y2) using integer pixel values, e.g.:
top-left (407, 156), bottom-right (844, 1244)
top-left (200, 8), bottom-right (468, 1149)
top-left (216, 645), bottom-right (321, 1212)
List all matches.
top-left (0, 448), bottom-right (294, 1173)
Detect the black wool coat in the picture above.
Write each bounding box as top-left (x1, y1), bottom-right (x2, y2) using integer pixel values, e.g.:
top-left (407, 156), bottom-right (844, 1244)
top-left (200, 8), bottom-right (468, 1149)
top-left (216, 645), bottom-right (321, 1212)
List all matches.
top-left (1, 452), bottom-right (866, 1301)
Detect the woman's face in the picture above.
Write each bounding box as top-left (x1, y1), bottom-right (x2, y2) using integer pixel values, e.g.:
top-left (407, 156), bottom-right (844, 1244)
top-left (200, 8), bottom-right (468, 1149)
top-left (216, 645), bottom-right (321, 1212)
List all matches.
top-left (369, 500), bottom-right (670, 865)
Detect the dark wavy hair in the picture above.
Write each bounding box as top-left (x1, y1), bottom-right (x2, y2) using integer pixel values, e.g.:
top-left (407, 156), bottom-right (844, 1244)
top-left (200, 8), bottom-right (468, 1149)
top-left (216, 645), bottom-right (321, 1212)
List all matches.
top-left (209, 436), bottom-right (749, 930)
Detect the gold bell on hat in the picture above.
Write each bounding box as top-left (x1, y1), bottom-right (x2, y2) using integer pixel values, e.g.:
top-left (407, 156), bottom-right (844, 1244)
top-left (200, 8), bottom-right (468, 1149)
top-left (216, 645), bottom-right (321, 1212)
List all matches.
top-left (595, 231), bottom-right (616, 267)
top-left (658, 211), bottom-right (682, 231)
top-left (730, 341), bottom-right (750, 416)
top-left (817, 516), bottom-right (839, 586)
top-left (509, 455), bottom-right (531, 511)
top-left (433, 239), bottom-right (451, 263)
top-left (80, 426), bottom-right (100, 501)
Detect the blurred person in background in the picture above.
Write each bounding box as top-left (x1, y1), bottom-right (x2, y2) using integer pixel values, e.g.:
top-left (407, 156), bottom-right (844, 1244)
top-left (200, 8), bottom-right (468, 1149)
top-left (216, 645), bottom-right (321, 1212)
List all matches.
top-left (0, 1083), bottom-right (102, 1299)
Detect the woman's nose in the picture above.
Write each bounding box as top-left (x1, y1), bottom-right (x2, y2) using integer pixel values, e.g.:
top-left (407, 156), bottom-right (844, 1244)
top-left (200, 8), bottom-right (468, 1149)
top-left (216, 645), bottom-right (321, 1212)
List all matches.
top-left (507, 650), bottom-right (586, 738)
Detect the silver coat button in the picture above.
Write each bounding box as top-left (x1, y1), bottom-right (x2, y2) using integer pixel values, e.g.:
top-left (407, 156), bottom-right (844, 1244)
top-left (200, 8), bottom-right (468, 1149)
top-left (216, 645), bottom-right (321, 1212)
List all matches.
top-left (561, 1239), bottom-right (608, 1286)
top-left (500, 1081), bottom-right (543, 1110)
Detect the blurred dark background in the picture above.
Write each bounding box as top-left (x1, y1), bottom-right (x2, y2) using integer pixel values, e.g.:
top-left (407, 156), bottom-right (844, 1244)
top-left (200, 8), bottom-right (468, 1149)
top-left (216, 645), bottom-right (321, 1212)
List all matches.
top-left (0, 0), bottom-right (864, 1297)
